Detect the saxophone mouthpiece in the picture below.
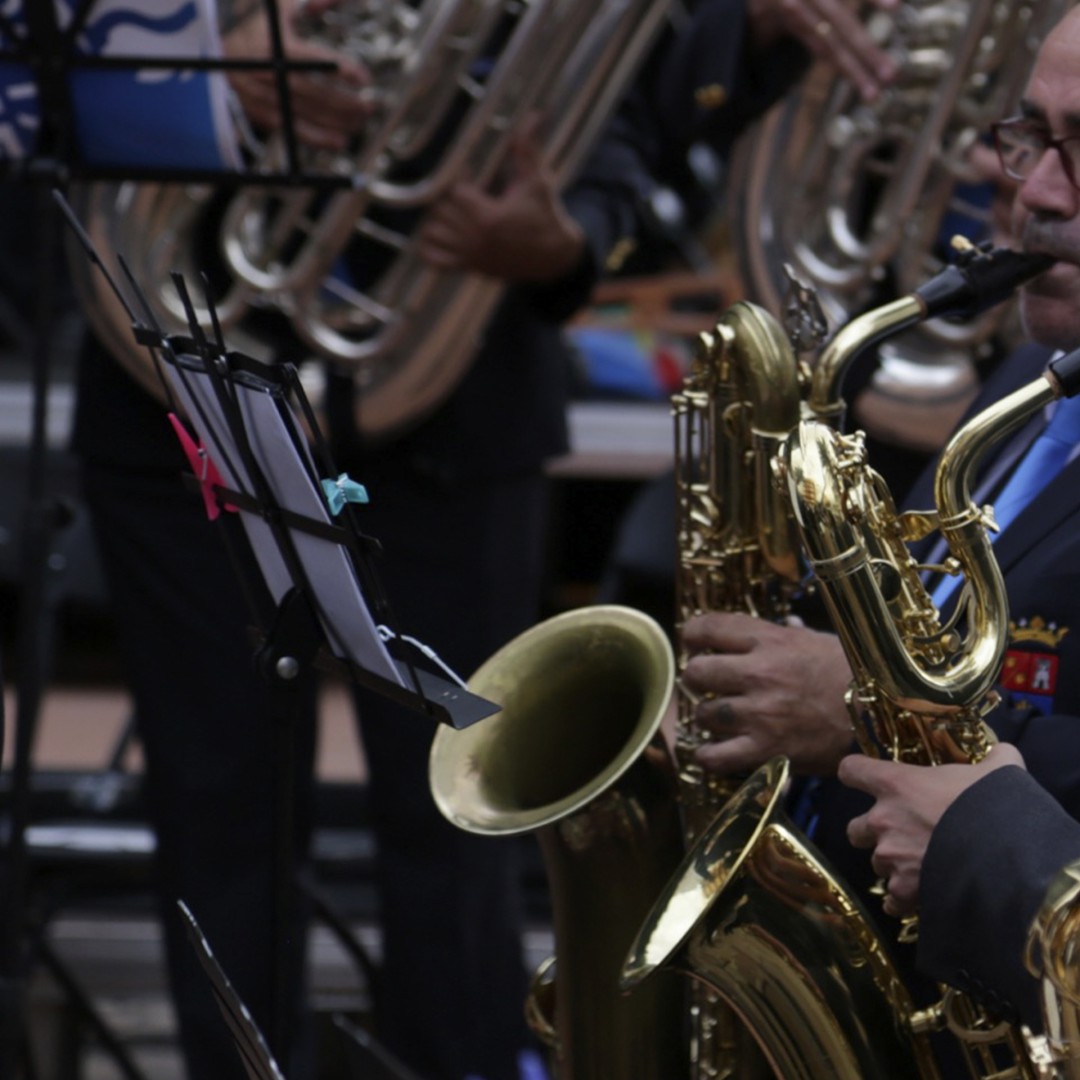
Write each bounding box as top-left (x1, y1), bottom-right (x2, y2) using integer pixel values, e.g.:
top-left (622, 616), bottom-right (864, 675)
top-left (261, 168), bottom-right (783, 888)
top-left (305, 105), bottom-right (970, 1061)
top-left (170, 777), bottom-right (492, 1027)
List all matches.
top-left (914, 243), bottom-right (1055, 322)
top-left (1048, 346), bottom-right (1080, 398)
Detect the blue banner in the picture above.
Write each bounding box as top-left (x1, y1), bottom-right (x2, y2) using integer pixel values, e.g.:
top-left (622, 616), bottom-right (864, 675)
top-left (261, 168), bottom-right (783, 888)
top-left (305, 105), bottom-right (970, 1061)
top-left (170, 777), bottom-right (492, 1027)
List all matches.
top-left (0, 0), bottom-right (240, 171)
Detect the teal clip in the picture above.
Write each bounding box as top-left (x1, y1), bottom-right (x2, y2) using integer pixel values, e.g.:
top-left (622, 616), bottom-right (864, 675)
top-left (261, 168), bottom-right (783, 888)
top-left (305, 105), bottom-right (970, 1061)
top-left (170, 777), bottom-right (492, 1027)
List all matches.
top-left (321, 473), bottom-right (369, 516)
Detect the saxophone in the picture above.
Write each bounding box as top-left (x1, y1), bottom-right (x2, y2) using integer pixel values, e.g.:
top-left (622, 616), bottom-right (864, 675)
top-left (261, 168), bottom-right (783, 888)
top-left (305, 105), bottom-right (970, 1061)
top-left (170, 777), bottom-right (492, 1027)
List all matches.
top-left (668, 299), bottom-right (807, 1078)
top-left (428, 604), bottom-right (688, 1079)
top-left (1028, 851), bottom-right (1080, 1078)
top-left (773, 291), bottom-right (1080, 1078)
top-left (620, 244), bottom-right (1056, 1079)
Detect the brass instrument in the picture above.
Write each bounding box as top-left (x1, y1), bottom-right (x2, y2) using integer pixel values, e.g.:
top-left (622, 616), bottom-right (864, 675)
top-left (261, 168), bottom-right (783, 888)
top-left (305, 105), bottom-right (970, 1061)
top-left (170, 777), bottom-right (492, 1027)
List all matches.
top-left (773, 295), bottom-right (1080, 1078)
top-left (671, 300), bottom-right (806, 1077)
top-left (1027, 852), bottom-right (1080, 1078)
top-left (68, 0), bottom-right (675, 438)
top-left (622, 756), bottom-right (943, 1079)
top-left (968, 349), bottom-right (1080, 1080)
top-left (428, 605), bottom-right (686, 1079)
top-left (673, 300), bottom-right (804, 836)
top-left (620, 244), bottom-right (1057, 1079)
top-left (730, 0), bottom-right (1067, 409)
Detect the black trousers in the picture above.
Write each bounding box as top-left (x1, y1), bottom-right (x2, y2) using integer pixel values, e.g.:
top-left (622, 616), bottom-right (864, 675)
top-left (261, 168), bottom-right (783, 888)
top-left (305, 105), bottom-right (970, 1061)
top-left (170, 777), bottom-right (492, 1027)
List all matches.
top-left (81, 454), bottom-right (548, 1080)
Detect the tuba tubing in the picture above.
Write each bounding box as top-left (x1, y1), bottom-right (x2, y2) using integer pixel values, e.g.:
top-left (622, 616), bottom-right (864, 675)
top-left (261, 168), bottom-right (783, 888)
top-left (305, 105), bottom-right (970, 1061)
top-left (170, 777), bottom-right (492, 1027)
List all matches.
top-left (69, 0), bottom-right (678, 440)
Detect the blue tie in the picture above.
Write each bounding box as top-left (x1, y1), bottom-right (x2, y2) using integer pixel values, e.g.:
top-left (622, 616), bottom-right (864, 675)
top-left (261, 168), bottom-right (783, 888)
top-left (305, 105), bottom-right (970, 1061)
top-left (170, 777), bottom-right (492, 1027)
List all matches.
top-left (931, 394), bottom-right (1080, 610)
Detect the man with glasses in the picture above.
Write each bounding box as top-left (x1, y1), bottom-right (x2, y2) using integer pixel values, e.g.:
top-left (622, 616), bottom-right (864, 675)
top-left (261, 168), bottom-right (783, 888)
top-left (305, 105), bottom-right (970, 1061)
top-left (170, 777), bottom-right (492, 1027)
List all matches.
top-left (680, 1), bottom-right (1080, 1051)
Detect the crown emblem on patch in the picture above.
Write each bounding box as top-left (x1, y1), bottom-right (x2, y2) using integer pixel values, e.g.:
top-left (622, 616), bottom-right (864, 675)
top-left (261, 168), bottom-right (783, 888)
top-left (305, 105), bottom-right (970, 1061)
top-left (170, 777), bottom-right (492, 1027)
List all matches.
top-left (1009, 616), bottom-right (1070, 648)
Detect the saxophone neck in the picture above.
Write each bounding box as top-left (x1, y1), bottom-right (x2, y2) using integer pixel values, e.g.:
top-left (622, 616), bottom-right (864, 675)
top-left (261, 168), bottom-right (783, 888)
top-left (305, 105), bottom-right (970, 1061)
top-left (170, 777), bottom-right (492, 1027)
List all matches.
top-left (808, 246), bottom-right (1057, 417)
top-left (935, 342), bottom-right (1080, 527)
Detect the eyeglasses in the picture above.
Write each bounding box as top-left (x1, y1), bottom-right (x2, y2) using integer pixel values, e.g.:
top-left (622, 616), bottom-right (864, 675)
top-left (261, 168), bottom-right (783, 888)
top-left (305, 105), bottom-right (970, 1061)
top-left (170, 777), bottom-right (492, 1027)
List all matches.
top-left (991, 116), bottom-right (1080, 191)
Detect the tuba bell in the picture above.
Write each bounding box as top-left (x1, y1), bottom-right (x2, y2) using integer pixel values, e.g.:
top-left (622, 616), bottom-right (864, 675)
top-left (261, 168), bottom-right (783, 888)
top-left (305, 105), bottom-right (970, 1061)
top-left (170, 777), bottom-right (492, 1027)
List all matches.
top-left (428, 605), bottom-right (687, 1080)
top-left (728, 0), bottom-right (1068, 428)
top-left (67, 0), bottom-right (676, 439)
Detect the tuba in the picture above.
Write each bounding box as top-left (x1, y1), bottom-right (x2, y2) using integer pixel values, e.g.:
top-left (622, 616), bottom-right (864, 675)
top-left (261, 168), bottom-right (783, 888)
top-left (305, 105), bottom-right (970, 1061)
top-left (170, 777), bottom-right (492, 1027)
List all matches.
top-left (728, 0), bottom-right (1068, 423)
top-left (428, 605), bottom-right (688, 1079)
top-left (67, 0), bottom-right (675, 439)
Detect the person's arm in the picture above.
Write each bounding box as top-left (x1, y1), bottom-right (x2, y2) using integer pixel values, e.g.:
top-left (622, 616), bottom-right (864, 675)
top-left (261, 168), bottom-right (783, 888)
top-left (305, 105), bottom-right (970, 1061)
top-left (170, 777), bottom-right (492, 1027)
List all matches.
top-left (838, 745), bottom-right (1077, 1028)
top-left (920, 763), bottom-right (1080, 1028)
top-left (652, 0), bottom-right (900, 159)
top-left (413, 0), bottom-right (904, 325)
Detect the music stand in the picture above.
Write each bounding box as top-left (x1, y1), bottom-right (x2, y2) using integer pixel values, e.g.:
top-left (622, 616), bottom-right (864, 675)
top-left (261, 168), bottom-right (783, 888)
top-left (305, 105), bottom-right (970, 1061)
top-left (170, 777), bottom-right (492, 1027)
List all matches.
top-left (181, 901), bottom-right (427, 1080)
top-left (0, 2), bottom-right (368, 1076)
top-left (58, 190), bottom-right (500, 1072)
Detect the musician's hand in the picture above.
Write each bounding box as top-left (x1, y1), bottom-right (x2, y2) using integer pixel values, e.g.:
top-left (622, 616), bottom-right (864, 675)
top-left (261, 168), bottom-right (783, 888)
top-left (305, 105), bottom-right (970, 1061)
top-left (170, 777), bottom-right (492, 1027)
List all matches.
top-left (223, 0), bottom-right (371, 152)
top-left (416, 115), bottom-right (585, 282)
top-left (747, 0), bottom-right (901, 103)
top-left (841, 744), bottom-right (1026, 917)
top-left (681, 612), bottom-right (856, 777)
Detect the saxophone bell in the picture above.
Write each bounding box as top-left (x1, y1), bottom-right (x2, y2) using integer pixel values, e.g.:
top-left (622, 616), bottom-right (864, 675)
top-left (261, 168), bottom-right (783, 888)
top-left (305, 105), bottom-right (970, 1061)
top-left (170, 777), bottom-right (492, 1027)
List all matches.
top-left (621, 757), bottom-right (943, 1080)
top-left (428, 605), bottom-right (687, 1079)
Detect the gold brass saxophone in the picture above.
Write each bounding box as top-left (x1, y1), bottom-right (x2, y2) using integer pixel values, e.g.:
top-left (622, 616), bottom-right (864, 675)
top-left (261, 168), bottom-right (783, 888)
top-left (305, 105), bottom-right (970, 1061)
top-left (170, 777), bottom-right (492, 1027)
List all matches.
top-left (730, 0), bottom-right (1067, 406)
top-left (428, 605), bottom-right (687, 1080)
top-left (68, 0), bottom-right (675, 439)
top-left (619, 244), bottom-right (1056, 1080)
top-left (670, 299), bottom-right (807, 1077)
top-left (773, 284), bottom-right (1080, 1078)
top-left (673, 300), bottom-right (805, 838)
top-left (1027, 852), bottom-right (1080, 1077)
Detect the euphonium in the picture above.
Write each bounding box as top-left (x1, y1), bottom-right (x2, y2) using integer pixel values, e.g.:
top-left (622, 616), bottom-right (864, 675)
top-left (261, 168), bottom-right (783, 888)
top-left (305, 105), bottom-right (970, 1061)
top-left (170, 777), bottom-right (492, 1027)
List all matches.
top-left (68, 0), bottom-right (675, 439)
top-left (428, 605), bottom-right (687, 1079)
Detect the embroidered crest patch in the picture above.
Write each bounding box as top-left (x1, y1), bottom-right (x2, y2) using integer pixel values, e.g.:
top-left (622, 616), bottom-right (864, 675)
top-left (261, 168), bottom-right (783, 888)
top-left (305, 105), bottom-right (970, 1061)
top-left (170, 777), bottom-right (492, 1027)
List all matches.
top-left (1002, 616), bottom-right (1069, 713)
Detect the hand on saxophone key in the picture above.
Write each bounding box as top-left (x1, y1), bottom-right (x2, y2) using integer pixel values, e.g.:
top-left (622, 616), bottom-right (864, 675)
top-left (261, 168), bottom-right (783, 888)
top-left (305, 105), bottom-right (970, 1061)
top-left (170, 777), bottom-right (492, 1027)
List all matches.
top-left (680, 611), bottom-right (857, 778)
top-left (841, 745), bottom-right (1027, 918)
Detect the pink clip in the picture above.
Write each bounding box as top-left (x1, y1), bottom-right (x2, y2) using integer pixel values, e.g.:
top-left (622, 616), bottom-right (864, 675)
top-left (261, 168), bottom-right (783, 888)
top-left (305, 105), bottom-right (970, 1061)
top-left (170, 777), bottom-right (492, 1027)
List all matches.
top-left (168, 414), bottom-right (232, 520)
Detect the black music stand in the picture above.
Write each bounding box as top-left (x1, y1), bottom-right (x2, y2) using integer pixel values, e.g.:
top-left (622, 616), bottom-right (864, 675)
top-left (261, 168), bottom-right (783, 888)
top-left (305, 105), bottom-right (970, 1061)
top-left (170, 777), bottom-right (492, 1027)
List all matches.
top-left (58, 197), bottom-right (500, 1075)
top-left (181, 901), bottom-right (427, 1080)
top-left (0, 2), bottom-right (369, 1076)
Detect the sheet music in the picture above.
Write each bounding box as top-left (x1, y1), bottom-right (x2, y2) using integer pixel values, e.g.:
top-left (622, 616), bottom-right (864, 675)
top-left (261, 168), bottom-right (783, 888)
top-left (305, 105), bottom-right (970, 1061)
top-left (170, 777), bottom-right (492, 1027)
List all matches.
top-left (168, 359), bottom-right (404, 687)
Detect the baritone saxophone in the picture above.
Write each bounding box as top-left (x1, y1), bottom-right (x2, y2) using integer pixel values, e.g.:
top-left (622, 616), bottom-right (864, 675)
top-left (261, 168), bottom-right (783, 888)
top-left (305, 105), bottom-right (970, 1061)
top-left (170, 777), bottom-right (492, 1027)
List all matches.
top-left (776, 286), bottom-right (1080, 1079)
top-left (621, 243), bottom-right (1056, 1079)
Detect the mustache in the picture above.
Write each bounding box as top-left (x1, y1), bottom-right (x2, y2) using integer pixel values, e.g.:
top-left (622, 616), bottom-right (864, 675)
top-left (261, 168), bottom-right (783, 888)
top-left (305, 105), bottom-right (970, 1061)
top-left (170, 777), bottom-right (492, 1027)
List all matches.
top-left (1021, 222), bottom-right (1077, 264)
